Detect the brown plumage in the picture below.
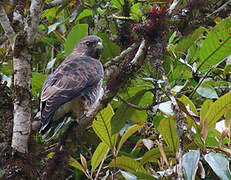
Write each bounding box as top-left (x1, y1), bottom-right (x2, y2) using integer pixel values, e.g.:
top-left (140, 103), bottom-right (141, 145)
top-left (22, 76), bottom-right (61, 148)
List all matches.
top-left (40, 35), bottom-right (104, 135)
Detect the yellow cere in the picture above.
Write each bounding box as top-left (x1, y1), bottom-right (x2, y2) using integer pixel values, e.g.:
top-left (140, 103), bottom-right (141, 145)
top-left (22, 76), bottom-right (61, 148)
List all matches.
top-left (97, 41), bottom-right (102, 46)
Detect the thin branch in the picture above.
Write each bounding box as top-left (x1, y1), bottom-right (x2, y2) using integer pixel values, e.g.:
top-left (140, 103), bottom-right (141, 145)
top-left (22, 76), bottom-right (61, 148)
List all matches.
top-left (0, 5), bottom-right (16, 45)
top-left (94, 149), bottom-right (109, 180)
top-left (206, 0), bottom-right (231, 18)
top-left (104, 42), bottom-right (139, 68)
top-left (189, 67), bottom-right (213, 98)
top-left (159, 66), bottom-right (185, 180)
top-left (168, 0), bottom-right (180, 15)
top-left (117, 95), bottom-right (153, 110)
top-left (44, 0), bottom-right (65, 9)
top-left (27, 0), bottom-right (44, 44)
top-left (129, 40), bottom-right (146, 65)
top-left (111, 15), bottom-right (132, 20)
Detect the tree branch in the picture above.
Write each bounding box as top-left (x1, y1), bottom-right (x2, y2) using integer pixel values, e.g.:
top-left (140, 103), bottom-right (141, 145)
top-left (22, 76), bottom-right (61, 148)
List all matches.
top-left (44, 0), bottom-right (66, 9)
top-left (117, 95), bottom-right (153, 110)
top-left (0, 33), bottom-right (7, 44)
top-left (149, 37), bottom-right (186, 179)
top-left (104, 42), bottom-right (139, 75)
top-left (0, 5), bottom-right (16, 45)
top-left (158, 66), bottom-right (185, 180)
top-left (207, 0), bottom-right (231, 18)
top-left (27, 0), bottom-right (44, 44)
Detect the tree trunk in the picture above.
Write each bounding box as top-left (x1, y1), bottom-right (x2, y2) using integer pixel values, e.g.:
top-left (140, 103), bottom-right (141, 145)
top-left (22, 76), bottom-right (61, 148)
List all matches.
top-left (11, 33), bottom-right (32, 153)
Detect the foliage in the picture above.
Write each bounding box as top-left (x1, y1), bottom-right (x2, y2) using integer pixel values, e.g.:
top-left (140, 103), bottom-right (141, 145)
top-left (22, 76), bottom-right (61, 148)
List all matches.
top-left (1, 0), bottom-right (231, 179)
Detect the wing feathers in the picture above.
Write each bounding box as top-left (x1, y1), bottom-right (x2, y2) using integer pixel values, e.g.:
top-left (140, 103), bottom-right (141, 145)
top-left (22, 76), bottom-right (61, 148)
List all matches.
top-left (40, 56), bottom-right (103, 133)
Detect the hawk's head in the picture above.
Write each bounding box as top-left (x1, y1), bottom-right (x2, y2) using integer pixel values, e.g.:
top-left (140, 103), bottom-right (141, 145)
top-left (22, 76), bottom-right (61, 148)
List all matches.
top-left (73, 35), bottom-right (103, 59)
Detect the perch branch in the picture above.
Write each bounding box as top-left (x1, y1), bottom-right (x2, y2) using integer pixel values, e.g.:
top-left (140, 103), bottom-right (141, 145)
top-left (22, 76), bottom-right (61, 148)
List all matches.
top-left (104, 42), bottom-right (139, 77)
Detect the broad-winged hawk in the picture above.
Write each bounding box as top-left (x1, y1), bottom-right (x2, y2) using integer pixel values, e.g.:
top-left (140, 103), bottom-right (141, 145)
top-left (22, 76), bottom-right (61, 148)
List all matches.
top-left (40, 35), bottom-right (104, 135)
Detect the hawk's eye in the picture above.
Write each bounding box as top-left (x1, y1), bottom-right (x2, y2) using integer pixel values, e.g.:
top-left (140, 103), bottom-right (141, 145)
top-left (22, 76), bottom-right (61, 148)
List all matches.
top-left (85, 41), bottom-right (91, 46)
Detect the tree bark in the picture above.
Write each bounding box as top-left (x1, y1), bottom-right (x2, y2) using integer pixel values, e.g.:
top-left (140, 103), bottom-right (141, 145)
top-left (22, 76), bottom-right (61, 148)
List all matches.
top-left (11, 33), bottom-right (32, 153)
top-left (10, 0), bottom-right (44, 154)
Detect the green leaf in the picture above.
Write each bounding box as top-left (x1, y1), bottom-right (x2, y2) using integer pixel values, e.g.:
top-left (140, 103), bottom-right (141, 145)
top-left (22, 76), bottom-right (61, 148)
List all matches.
top-left (92, 104), bottom-right (115, 149)
top-left (0, 64), bottom-right (13, 76)
top-left (117, 124), bottom-right (143, 152)
top-left (69, 157), bottom-right (85, 172)
top-left (91, 142), bottom-right (109, 173)
top-left (205, 153), bottom-right (231, 180)
top-left (182, 150), bottom-right (200, 180)
top-left (48, 152), bottom-right (85, 172)
top-left (204, 91), bottom-right (231, 128)
top-left (130, 3), bottom-right (142, 21)
top-left (196, 83), bottom-right (218, 99)
top-left (75, 9), bottom-right (93, 22)
top-left (205, 128), bottom-right (220, 147)
top-left (41, 7), bottom-right (56, 19)
top-left (48, 22), bottom-right (61, 34)
top-left (157, 116), bottom-right (179, 151)
top-left (200, 99), bottom-right (213, 121)
top-left (152, 114), bottom-right (164, 129)
top-left (200, 99), bottom-right (213, 140)
top-left (224, 64), bottom-right (231, 76)
top-left (96, 33), bottom-right (120, 61)
top-left (174, 27), bottom-right (206, 58)
top-left (140, 147), bottom-right (174, 165)
top-left (111, 0), bottom-right (124, 9)
top-left (65, 24), bottom-right (88, 56)
top-left (178, 95), bottom-right (198, 115)
top-left (32, 72), bottom-right (48, 97)
top-left (168, 31), bottom-right (177, 44)
top-left (41, 36), bottom-right (63, 44)
top-left (109, 156), bottom-right (146, 174)
top-left (224, 106), bottom-right (231, 128)
top-left (111, 90), bottom-right (147, 135)
top-left (134, 172), bottom-right (157, 180)
top-left (197, 17), bottom-right (231, 71)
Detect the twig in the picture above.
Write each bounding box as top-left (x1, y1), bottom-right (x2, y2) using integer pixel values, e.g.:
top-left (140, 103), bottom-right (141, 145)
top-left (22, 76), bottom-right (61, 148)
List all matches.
top-left (168, 0), bottom-right (180, 15)
top-left (206, 0), bottom-right (231, 18)
top-left (129, 40), bottom-right (146, 65)
top-left (189, 67), bottom-right (213, 98)
top-left (111, 15), bottom-right (132, 20)
top-left (0, 5), bottom-right (16, 45)
top-left (104, 42), bottom-right (139, 68)
top-left (117, 95), bottom-right (153, 110)
top-left (44, 0), bottom-right (65, 9)
top-left (94, 149), bottom-right (109, 180)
